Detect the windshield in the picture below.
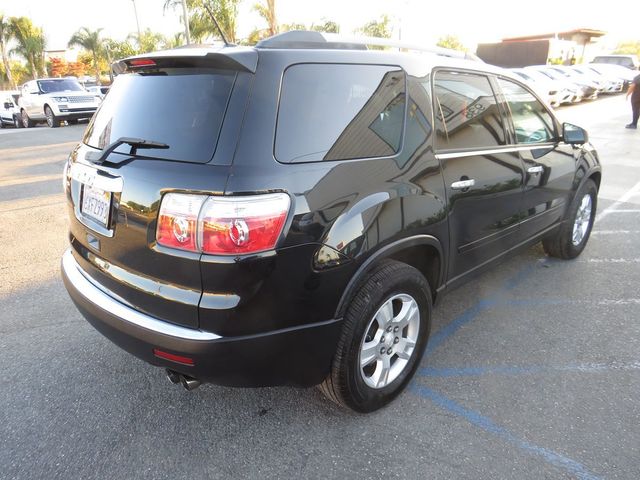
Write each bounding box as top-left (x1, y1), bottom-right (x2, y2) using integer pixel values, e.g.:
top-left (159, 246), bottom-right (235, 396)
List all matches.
top-left (38, 79), bottom-right (84, 93)
top-left (83, 67), bottom-right (236, 163)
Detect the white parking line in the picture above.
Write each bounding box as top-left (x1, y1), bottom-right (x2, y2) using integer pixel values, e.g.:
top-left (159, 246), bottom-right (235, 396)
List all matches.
top-left (0, 173), bottom-right (61, 188)
top-left (596, 179), bottom-right (640, 222)
top-left (591, 230), bottom-right (640, 235)
top-left (601, 209), bottom-right (640, 213)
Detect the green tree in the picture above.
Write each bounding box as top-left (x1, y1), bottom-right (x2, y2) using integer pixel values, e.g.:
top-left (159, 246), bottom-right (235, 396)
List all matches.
top-left (104, 39), bottom-right (136, 61)
top-left (613, 41), bottom-right (640, 58)
top-left (68, 27), bottom-right (105, 84)
top-left (356, 15), bottom-right (391, 39)
top-left (0, 14), bottom-right (16, 88)
top-left (253, 0), bottom-right (277, 37)
top-left (9, 17), bottom-right (46, 79)
top-left (279, 22), bottom-right (307, 32)
top-left (167, 0), bottom-right (241, 44)
top-left (128, 29), bottom-right (165, 53)
top-left (436, 35), bottom-right (467, 52)
top-left (355, 15), bottom-right (391, 50)
top-left (164, 32), bottom-right (185, 49)
top-left (312, 19), bottom-right (340, 34)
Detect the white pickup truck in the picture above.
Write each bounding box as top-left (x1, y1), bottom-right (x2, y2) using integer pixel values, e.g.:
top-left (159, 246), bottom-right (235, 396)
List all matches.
top-left (0, 91), bottom-right (21, 128)
top-left (18, 77), bottom-right (101, 128)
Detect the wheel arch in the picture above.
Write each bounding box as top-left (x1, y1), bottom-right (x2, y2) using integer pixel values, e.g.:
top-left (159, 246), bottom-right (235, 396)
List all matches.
top-left (334, 235), bottom-right (444, 319)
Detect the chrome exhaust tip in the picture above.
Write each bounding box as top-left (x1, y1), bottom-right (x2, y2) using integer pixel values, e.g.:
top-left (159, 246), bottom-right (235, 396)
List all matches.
top-left (180, 375), bottom-right (201, 391)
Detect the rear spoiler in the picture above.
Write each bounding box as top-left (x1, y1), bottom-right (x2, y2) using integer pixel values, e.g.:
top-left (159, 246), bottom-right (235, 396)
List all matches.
top-left (112, 46), bottom-right (258, 75)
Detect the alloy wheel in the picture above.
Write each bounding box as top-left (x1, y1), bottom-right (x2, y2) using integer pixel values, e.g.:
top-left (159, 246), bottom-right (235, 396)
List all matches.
top-left (572, 193), bottom-right (592, 246)
top-left (359, 293), bottom-right (420, 389)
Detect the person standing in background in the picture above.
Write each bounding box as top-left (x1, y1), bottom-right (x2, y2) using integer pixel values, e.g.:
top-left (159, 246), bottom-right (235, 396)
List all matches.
top-left (626, 72), bottom-right (640, 129)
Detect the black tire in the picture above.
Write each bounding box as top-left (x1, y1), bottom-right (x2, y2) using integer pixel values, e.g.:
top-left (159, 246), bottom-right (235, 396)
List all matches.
top-left (0, 118), bottom-right (4, 129)
top-left (13, 115), bottom-right (23, 128)
top-left (319, 260), bottom-right (432, 412)
top-left (21, 110), bottom-right (35, 128)
top-left (45, 106), bottom-right (61, 128)
top-left (542, 179), bottom-right (597, 259)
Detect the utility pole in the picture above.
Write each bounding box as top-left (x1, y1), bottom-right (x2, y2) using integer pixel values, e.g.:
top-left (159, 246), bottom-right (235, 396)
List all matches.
top-left (131, 0), bottom-right (142, 47)
top-left (181, 0), bottom-right (191, 45)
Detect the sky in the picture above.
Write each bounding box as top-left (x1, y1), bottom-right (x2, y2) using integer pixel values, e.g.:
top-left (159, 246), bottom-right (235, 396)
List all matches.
top-left (1, 0), bottom-right (637, 53)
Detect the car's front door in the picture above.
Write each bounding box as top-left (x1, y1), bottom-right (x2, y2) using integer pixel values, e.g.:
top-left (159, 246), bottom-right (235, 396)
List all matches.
top-left (433, 70), bottom-right (525, 282)
top-left (495, 77), bottom-right (575, 241)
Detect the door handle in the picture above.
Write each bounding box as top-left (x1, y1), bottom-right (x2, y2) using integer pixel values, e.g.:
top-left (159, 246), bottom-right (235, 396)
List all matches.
top-left (527, 165), bottom-right (544, 174)
top-left (451, 179), bottom-right (475, 190)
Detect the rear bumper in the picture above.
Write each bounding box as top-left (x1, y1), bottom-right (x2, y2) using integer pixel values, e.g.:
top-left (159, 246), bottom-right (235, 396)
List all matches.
top-left (61, 249), bottom-right (342, 387)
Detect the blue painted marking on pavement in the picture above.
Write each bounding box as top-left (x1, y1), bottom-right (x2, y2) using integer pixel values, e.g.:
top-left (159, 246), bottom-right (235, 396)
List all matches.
top-left (419, 361), bottom-right (640, 378)
top-left (426, 259), bottom-right (544, 356)
top-left (410, 385), bottom-right (602, 480)
top-left (425, 299), bottom-right (496, 355)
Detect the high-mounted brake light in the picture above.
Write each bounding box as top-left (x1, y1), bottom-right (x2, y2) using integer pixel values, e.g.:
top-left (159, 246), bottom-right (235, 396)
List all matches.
top-left (129, 58), bottom-right (156, 67)
top-left (156, 193), bottom-right (290, 255)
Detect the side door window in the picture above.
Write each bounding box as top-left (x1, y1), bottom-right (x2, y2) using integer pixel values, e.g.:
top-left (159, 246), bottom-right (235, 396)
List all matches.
top-left (497, 78), bottom-right (556, 144)
top-left (433, 71), bottom-right (506, 151)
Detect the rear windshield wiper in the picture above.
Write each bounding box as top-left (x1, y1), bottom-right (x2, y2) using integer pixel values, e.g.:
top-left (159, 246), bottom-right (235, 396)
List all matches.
top-left (85, 137), bottom-right (170, 164)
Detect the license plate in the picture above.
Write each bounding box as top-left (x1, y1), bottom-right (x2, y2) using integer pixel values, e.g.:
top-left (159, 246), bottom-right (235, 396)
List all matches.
top-left (81, 184), bottom-right (112, 228)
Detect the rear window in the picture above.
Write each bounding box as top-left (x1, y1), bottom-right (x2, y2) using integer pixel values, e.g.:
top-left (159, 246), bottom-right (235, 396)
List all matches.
top-left (83, 68), bottom-right (235, 163)
top-left (275, 64), bottom-right (406, 163)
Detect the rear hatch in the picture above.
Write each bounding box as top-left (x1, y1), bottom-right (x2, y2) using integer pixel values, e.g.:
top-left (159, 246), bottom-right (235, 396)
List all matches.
top-left (65, 49), bottom-right (255, 328)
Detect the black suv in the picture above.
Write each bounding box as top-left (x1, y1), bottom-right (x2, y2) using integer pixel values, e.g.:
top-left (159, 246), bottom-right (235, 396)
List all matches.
top-left (62, 31), bottom-right (601, 412)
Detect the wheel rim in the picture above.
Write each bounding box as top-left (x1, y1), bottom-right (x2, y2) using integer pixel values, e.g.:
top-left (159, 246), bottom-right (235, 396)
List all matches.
top-left (22, 111), bottom-right (28, 128)
top-left (45, 108), bottom-right (53, 127)
top-left (572, 193), bottom-right (592, 246)
top-left (359, 293), bottom-right (420, 389)
top-left (14, 116), bottom-right (20, 128)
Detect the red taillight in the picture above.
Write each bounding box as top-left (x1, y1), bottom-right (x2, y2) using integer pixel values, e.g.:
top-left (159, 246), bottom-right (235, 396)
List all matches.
top-left (129, 58), bottom-right (156, 67)
top-left (156, 193), bottom-right (290, 255)
top-left (156, 193), bottom-right (205, 253)
top-left (153, 348), bottom-right (194, 366)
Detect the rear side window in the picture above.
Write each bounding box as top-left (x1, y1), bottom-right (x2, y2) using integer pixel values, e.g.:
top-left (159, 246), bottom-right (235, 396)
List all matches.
top-left (83, 68), bottom-right (236, 163)
top-left (433, 71), bottom-right (505, 151)
top-left (497, 78), bottom-right (556, 144)
top-left (276, 64), bottom-right (406, 163)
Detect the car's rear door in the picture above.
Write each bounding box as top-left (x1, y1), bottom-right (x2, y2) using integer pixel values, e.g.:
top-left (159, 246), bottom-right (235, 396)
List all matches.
top-left (433, 70), bottom-right (525, 282)
top-left (495, 77), bottom-right (575, 240)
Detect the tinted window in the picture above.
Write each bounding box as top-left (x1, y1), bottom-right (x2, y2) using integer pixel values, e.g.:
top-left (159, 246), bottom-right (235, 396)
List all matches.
top-left (433, 71), bottom-right (505, 150)
top-left (83, 68), bottom-right (235, 163)
top-left (498, 78), bottom-right (555, 144)
top-left (276, 64), bottom-right (406, 163)
top-left (38, 79), bottom-right (84, 93)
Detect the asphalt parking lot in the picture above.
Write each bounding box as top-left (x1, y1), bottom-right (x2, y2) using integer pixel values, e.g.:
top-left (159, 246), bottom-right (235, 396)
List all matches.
top-left (1, 96), bottom-right (639, 479)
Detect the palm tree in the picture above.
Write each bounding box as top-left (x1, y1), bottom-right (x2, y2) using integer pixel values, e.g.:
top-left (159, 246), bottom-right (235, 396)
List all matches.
top-left (128, 29), bottom-right (166, 53)
top-left (166, 0), bottom-right (240, 44)
top-left (0, 14), bottom-right (16, 88)
top-left (68, 27), bottom-right (104, 85)
top-left (253, 0), bottom-right (277, 37)
top-left (9, 17), bottom-right (46, 79)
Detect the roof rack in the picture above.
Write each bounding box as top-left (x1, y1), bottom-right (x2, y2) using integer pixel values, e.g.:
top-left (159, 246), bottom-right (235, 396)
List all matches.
top-left (256, 30), bottom-right (482, 62)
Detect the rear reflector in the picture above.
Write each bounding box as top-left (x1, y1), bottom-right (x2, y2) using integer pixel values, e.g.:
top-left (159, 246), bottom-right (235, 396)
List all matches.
top-left (129, 58), bottom-right (156, 67)
top-left (156, 192), bottom-right (290, 255)
top-left (153, 348), bottom-right (194, 366)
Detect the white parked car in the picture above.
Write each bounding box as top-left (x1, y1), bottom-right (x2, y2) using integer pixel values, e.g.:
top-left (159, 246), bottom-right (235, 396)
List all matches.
top-left (589, 63), bottom-right (637, 90)
top-left (510, 68), bottom-right (570, 107)
top-left (85, 85), bottom-right (110, 99)
top-left (570, 65), bottom-right (623, 93)
top-left (0, 91), bottom-right (21, 128)
top-left (524, 66), bottom-right (586, 103)
top-left (18, 78), bottom-right (101, 128)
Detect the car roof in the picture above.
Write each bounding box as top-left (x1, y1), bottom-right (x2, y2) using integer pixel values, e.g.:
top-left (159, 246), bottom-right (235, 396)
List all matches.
top-left (121, 31), bottom-right (514, 81)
